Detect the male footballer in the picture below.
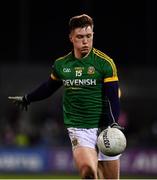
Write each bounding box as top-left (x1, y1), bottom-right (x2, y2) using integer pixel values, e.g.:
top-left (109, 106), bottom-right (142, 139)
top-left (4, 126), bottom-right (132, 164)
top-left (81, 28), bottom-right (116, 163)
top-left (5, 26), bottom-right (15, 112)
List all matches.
top-left (9, 14), bottom-right (123, 179)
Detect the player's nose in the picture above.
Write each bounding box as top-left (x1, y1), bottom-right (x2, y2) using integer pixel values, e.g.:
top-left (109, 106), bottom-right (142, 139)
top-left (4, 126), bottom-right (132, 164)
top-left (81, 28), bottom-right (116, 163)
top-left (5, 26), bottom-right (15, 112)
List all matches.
top-left (82, 37), bottom-right (88, 44)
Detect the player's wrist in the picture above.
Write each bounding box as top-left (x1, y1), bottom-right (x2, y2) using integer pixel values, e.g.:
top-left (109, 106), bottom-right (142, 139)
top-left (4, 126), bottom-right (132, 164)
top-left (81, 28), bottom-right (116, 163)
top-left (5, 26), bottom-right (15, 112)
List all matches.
top-left (23, 95), bottom-right (30, 105)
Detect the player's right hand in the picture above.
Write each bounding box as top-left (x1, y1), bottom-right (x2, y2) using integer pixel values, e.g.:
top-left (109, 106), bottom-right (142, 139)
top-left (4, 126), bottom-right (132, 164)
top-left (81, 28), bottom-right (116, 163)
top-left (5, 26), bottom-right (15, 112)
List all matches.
top-left (8, 96), bottom-right (29, 111)
top-left (110, 122), bottom-right (124, 131)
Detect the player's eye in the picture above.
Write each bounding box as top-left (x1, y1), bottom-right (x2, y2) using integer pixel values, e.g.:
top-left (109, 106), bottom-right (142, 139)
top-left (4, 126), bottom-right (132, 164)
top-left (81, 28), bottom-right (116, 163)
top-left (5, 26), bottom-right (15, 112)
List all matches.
top-left (76, 35), bottom-right (84, 39)
top-left (76, 34), bottom-right (92, 40)
top-left (86, 34), bottom-right (92, 38)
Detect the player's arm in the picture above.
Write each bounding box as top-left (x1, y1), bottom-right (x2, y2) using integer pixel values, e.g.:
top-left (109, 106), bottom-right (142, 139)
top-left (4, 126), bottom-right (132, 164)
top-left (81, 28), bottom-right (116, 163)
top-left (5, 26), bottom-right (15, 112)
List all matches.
top-left (104, 81), bottom-right (124, 130)
top-left (26, 76), bottom-right (62, 102)
top-left (8, 76), bottom-right (63, 111)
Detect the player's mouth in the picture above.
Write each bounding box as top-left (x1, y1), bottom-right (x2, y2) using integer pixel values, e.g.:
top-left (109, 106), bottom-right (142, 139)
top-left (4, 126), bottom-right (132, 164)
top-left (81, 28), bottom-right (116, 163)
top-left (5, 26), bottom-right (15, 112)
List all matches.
top-left (81, 46), bottom-right (89, 52)
top-left (80, 47), bottom-right (90, 58)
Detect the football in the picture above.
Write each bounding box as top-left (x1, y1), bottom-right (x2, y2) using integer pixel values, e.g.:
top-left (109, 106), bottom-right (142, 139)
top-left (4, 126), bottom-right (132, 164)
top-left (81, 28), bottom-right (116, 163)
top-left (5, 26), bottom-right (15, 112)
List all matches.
top-left (97, 127), bottom-right (127, 156)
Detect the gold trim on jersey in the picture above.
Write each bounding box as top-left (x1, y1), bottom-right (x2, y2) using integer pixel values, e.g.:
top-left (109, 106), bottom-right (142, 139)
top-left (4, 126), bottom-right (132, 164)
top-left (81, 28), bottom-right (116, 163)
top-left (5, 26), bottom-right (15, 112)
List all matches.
top-left (104, 76), bottom-right (118, 82)
top-left (55, 52), bottom-right (72, 61)
top-left (50, 73), bottom-right (58, 80)
top-left (93, 48), bottom-right (117, 77)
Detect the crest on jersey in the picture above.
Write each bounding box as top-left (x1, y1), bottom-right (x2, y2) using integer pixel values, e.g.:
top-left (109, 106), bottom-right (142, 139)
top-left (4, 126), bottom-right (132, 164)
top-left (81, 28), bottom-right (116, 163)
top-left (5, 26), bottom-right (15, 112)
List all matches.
top-left (87, 66), bottom-right (95, 75)
top-left (71, 138), bottom-right (79, 147)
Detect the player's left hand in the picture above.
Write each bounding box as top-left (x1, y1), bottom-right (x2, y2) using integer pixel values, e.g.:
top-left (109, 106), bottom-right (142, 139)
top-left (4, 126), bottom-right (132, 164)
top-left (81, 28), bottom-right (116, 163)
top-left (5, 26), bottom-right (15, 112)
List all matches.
top-left (98, 122), bottom-right (124, 135)
top-left (110, 122), bottom-right (124, 131)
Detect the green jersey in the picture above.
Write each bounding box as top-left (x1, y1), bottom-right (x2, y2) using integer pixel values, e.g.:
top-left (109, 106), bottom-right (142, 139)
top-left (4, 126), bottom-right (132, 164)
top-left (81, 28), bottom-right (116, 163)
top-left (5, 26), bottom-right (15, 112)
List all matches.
top-left (51, 48), bottom-right (118, 128)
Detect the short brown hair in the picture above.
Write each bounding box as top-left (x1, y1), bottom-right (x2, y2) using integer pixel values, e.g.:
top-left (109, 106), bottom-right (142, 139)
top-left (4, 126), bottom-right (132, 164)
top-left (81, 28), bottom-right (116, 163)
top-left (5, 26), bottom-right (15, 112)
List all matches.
top-left (69, 14), bottom-right (94, 33)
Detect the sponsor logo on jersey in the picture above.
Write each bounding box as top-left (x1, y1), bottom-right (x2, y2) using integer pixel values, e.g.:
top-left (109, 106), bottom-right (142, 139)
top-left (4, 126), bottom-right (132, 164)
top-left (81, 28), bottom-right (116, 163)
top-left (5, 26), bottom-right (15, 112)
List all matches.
top-left (63, 79), bottom-right (96, 86)
top-left (74, 67), bottom-right (84, 70)
top-left (63, 68), bottom-right (71, 73)
top-left (87, 66), bottom-right (95, 75)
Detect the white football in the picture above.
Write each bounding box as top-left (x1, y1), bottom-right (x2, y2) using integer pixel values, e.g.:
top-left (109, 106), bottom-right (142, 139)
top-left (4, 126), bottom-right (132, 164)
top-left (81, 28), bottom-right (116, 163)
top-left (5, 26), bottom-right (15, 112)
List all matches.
top-left (97, 127), bottom-right (127, 156)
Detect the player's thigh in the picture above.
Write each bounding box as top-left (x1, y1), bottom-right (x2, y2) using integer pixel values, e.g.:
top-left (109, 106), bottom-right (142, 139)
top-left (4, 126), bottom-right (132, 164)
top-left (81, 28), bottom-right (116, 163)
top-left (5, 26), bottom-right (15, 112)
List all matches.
top-left (73, 146), bottom-right (98, 172)
top-left (98, 159), bottom-right (120, 179)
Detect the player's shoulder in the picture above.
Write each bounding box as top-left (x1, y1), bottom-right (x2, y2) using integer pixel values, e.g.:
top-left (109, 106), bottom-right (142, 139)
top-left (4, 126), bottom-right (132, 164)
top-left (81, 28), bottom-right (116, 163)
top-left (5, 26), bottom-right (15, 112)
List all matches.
top-left (55, 51), bottom-right (72, 63)
top-left (92, 48), bottom-right (118, 76)
top-left (92, 48), bottom-right (114, 63)
top-left (92, 48), bottom-right (117, 72)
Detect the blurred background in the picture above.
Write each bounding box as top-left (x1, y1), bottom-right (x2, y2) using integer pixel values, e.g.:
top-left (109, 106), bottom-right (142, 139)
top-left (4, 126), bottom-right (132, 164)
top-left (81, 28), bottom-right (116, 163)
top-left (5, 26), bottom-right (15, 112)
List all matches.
top-left (0, 0), bottom-right (157, 178)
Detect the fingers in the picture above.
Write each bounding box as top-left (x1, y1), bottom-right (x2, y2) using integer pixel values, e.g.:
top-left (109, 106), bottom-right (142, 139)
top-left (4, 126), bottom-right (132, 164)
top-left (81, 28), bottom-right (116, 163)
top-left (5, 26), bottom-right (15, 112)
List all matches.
top-left (8, 96), bottom-right (28, 111)
top-left (8, 96), bottom-right (21, 105)
top-left (15, 102), bottom-right (27, 111)
top-left (113, 125), bottom-right (124, 131)
top-left (8, 96), bottom-right (23, 105)
top-left (8, 96), bottom-right (15, 100)
top-left (8, 96), bottom-right (23, 101)
top-left (13, 101), bottom-right (20, 106)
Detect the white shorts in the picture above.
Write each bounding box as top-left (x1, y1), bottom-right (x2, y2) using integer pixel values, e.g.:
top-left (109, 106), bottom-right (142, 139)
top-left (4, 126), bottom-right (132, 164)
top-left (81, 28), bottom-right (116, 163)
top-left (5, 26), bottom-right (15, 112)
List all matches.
top-left (67, 127), bottom-right (121, 161)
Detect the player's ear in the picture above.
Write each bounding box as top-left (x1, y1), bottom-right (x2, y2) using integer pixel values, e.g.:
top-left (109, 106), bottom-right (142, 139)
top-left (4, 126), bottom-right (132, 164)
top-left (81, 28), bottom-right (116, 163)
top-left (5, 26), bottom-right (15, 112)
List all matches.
top-left (69, 33), bottom-right (73, 43)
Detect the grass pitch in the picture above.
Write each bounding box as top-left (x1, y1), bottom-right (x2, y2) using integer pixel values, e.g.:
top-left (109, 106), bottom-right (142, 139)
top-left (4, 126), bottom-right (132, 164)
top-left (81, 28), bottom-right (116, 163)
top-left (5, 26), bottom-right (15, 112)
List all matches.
top-left (0, 173), bottom-right (79, 179)
top-left (0, 173), bottom-right (157, 179)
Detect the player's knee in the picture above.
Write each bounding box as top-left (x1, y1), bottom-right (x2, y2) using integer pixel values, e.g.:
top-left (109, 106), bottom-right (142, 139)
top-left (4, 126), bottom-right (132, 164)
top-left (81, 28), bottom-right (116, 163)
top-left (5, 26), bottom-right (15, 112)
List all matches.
top-left (80, 164), bottom-right (96, 179)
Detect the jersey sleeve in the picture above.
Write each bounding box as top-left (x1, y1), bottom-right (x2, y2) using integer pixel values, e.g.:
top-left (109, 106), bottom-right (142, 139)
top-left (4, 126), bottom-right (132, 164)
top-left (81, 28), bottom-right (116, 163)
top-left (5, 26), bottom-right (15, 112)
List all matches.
top-left (50, 61), bottom-right (60, 80)
top-left (103, 58), bottom-right (119, 83)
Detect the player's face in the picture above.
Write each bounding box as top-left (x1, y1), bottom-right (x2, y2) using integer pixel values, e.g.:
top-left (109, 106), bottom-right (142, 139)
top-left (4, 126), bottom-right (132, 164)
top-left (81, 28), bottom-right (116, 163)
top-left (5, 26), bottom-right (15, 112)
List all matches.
top-left (69, 26), bottom-right (94, 59)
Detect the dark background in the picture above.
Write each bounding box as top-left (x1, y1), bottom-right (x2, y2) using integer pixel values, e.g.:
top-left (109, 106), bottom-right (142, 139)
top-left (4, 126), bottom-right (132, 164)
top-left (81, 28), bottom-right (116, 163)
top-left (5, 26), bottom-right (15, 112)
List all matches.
top-left (0, 0), bottom-right (157, 148)
top-left (1, 0), bottom-right (156, 65)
